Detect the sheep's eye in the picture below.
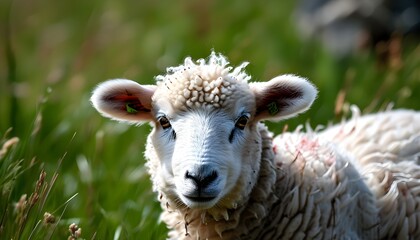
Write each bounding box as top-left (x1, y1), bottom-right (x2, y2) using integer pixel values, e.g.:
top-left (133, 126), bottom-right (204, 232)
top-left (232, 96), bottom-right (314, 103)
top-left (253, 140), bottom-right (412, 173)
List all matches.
top-left (158, 116), bottom-right (171, 129)
top-left (235, 115), bottom-right (249, 130)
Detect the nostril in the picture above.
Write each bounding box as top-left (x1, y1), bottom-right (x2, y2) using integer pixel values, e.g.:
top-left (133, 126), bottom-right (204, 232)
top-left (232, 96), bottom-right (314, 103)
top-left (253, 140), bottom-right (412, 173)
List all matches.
top-left (201, 171), bottom-right (218, 188)
top-left (185, 170), bottom-right (197, 183)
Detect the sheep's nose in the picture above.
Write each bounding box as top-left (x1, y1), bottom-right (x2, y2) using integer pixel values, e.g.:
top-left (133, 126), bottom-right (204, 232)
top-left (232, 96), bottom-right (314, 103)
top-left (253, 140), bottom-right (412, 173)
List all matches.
top-left (185, 168), bottom-right (218, 189)
top-left (183, 165), bottom-right (219, 201)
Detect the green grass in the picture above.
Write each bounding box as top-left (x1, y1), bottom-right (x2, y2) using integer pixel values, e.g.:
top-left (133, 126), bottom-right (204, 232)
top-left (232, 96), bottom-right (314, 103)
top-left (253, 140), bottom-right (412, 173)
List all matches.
top-left (0, 0), bottom-right (419, 239)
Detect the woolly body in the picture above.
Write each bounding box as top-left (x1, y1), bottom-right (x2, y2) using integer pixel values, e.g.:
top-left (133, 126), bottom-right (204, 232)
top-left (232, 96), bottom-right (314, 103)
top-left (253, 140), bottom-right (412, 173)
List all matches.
top-left (90, 52), bottom-right (420, 239)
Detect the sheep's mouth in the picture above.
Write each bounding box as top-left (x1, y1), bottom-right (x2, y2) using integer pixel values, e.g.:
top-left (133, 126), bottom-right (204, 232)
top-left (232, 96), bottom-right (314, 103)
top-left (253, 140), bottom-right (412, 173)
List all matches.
top-left (180, 194), bottom-right (220, 209)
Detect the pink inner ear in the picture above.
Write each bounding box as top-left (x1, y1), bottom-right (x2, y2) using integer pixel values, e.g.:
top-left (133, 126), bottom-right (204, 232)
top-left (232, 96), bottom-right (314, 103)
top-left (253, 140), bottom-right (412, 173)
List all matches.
top-left (105, 94), bottom-right (151, 113)
top-left (256, 84), bottom-right (303, 115)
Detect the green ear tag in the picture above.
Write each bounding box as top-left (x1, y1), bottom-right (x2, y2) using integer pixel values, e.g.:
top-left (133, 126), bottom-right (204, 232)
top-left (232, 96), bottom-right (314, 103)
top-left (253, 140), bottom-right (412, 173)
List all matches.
top-left (267, 102), bottom-right (279, 116)
top-left (126, 103), bottom-right (138, 113)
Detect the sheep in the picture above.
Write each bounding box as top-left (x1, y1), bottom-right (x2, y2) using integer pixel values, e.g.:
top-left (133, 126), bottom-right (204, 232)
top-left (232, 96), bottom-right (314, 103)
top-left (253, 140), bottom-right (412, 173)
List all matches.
top-left (90, 52), bottom-right (420, 239)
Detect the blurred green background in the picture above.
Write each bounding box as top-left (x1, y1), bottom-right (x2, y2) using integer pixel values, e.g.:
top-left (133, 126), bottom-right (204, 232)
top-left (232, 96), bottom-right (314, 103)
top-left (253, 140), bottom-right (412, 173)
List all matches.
top-left (0, 0), bottom-right (419, 239)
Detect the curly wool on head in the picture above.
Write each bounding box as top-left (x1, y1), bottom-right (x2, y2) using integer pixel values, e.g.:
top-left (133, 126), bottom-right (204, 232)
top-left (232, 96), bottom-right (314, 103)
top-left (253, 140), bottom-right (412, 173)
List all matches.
top-left (154, 52), bottom-right (251, 109)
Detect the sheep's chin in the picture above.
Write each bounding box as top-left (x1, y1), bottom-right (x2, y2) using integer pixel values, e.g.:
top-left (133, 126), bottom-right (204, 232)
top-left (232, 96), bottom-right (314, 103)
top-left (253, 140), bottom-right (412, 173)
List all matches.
top-left (179, 194), bottom-right (221, 209)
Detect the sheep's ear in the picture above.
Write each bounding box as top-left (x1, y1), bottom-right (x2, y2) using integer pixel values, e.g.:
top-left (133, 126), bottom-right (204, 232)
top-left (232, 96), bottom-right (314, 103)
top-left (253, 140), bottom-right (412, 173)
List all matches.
top-left (90, 79), bottom-right (156, 123)
top-left (250, 75), bottom-right (317, 121)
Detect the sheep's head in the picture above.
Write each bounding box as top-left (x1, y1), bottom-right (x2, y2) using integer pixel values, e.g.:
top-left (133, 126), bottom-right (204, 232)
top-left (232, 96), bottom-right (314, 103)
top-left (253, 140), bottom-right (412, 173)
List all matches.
top-left (91, 52), bottom-right (317, 213)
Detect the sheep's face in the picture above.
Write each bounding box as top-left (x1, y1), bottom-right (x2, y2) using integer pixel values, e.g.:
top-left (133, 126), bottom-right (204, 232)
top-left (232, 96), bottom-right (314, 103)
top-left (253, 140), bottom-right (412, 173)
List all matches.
top-left (150, 85), bottom-right (257, 209)
top-left (91, 52), bottom-right (317, 211)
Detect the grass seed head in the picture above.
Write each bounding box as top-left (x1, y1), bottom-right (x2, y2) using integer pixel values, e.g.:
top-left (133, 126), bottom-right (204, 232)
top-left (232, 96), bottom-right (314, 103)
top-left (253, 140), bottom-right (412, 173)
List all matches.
top-left (43, 212), bottom-right (56, 225)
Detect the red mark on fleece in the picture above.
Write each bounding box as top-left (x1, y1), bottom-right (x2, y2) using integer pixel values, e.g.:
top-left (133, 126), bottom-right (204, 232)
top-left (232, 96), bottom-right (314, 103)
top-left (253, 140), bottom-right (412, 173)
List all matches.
top-left (297, 137), bottom-right (319, 151)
